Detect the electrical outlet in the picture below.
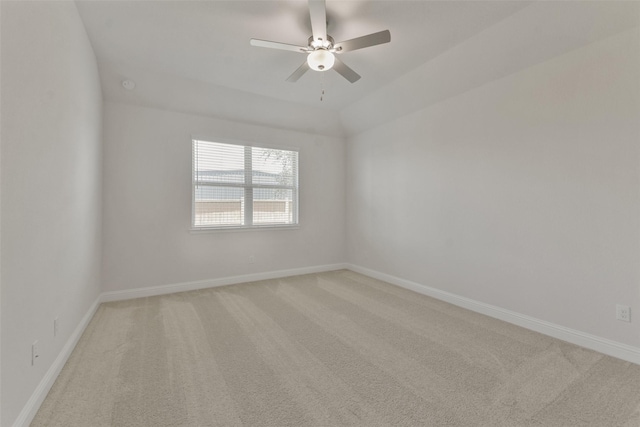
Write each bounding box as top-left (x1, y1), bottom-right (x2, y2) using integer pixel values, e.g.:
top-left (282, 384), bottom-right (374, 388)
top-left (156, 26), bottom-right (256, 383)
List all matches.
top-left (616, 305), bottom-right (631, 322)
top-left (248, 255), bottom-right (255, 264)
top-left (54, 317), bottom-right (59, 337)
top-left (32, 341), bottom-right (39, 366)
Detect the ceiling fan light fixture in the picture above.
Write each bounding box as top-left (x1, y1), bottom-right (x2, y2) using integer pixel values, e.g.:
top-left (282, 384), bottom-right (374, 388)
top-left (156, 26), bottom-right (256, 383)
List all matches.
top-left (307, 49), bottom-right (335, 71)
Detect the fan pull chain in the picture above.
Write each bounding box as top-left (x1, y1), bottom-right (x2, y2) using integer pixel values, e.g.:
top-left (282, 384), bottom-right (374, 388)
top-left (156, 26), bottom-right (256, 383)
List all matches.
top-left (320, 72), bottom-right (325, 102)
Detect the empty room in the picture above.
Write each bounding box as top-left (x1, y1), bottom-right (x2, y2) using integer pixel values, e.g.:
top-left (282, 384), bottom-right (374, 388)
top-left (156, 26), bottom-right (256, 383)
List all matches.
top-left (2, 0), bottom-right (640, 426)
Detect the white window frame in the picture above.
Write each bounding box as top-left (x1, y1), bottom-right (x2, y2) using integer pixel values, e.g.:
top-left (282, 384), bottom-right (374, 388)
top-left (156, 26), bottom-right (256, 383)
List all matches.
top-left (191, 137), bottom-right (299, 231)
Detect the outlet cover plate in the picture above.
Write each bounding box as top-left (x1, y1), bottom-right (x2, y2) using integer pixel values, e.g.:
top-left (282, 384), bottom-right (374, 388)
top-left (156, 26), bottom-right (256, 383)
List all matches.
top-left (616, 304), bottom-right (631, 322)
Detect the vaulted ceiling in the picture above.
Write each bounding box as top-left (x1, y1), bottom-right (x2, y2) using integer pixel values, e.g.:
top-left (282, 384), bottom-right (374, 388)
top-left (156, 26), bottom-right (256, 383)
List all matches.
top-left (76, 1), bottom-right (639, 137)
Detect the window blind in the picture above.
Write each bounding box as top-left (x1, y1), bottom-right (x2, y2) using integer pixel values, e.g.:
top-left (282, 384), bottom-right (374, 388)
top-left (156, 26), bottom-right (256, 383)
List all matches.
top-left (193, 139), bottom-right (299, 229)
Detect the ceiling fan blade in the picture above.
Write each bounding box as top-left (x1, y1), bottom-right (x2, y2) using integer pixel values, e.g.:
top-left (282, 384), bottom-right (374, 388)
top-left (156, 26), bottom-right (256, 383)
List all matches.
top-left (333, 57), bottom-right (360, 83)
top-left (334, 30), bottom-right (391, 53)
top-left (250, 39), bottom-right (308, 53)
top-left (286, 61), bottom-right (310, 82)
top-left (308, 0), bottom-right (327, 43)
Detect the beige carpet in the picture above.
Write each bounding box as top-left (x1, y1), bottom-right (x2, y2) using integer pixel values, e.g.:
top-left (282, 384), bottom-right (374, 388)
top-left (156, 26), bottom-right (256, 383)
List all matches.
top-left (32, 270), bottom-right (640, 426)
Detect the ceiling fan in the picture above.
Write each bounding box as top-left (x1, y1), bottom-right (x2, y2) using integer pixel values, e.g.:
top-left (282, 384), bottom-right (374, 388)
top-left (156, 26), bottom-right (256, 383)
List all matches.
top-left (250, 0), bottom-right (391, 83)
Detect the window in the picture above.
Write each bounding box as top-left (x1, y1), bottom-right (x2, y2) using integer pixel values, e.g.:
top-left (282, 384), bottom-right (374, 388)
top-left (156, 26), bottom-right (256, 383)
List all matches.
top-left (192, 139), bottom-right (299, 230)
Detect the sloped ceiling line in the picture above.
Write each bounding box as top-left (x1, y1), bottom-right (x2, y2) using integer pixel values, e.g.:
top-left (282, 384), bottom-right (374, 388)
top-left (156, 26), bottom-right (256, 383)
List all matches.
top-left (76, 1), bottom-right (639, 138)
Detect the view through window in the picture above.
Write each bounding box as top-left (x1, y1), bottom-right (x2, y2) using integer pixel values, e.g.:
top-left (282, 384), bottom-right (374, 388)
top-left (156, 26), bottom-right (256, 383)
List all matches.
top-left (192, 139), bottom-right (299, 229)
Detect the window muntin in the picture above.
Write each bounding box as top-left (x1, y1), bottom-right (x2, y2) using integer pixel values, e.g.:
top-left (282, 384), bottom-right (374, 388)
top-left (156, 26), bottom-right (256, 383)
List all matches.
top-left (192, 139), bottom-right (298, 229)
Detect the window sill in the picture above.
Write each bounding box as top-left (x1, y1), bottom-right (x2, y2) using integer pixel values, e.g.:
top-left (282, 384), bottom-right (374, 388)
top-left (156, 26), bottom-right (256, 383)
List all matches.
top-left (189, 225), bottom-right (300, 234)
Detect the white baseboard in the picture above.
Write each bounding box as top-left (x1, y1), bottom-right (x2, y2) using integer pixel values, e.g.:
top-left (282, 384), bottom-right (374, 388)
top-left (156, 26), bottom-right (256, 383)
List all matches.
top-left (346, 264), bottom-right (640, 366)
top-left (101, 263), bottom-right (349, 302)
top-left (15, 262), bottom-right (637, 427)
top-left (12, 296), bottom-right (102, 427)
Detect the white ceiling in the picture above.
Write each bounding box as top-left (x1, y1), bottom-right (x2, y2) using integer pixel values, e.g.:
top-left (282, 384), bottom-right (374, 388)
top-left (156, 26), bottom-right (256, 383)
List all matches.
top-left (75, 1), bottom-right (639, 137)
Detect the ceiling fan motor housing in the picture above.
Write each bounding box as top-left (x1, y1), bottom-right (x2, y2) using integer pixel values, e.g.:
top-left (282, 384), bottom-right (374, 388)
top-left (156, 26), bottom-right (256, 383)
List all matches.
top-left (308, 35), bottom-right (335, 51)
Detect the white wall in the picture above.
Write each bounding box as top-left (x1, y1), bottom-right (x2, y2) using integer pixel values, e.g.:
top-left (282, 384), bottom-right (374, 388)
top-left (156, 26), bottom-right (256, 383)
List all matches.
top-left (0, 2), bottom-right (103, 426)
top-left (347, 27), bottom-right (640, 348)
top-left (102, 102), bottom-right (345, 293)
